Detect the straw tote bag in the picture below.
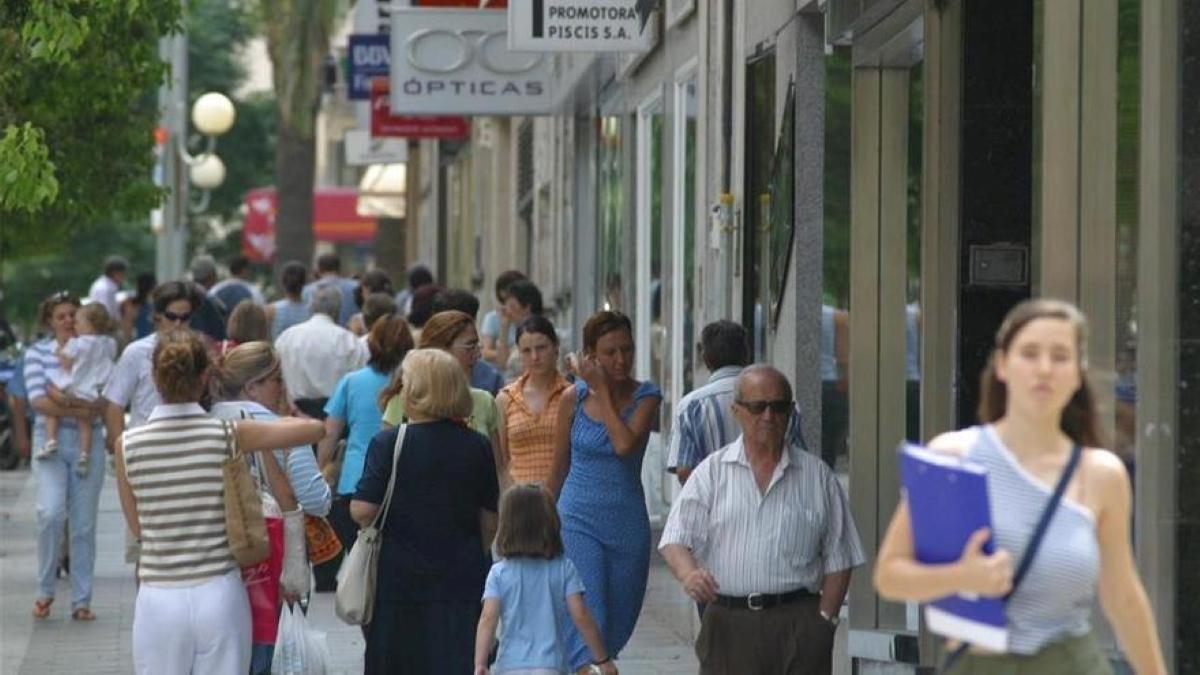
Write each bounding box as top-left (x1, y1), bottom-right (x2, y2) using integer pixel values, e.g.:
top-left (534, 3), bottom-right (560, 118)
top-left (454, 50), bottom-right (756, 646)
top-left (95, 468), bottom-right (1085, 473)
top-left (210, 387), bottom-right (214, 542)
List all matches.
top-left (222, 420), bottom-right (271, 567)
top-left (335, 424), bottom-right (406, 626)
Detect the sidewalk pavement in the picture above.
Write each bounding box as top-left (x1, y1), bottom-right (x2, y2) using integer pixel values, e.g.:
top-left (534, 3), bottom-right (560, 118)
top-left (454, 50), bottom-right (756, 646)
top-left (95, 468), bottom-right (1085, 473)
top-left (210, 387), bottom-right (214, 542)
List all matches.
top-left (0, 468), bottom-right (698, 674)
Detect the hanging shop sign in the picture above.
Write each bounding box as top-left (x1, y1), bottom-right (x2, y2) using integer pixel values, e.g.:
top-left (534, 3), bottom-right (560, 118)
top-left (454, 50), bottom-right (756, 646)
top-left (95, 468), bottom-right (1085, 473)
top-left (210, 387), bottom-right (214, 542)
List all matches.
top-left (507, 0), bottom-right (659, 52)
top-left (389, 8), bottom-right (552, 115)
top-left (344, 129), bottom-right (408, 166)
top-left (348, 34), bottom-right (391, 100)
top-left (371, 78), bottom-right (470, 138)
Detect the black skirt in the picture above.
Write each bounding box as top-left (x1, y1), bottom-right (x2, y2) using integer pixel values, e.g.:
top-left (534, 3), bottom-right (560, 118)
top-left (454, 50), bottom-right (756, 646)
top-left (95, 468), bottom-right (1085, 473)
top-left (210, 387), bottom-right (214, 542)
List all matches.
top-left (364, 600), bottom-right (481, 675)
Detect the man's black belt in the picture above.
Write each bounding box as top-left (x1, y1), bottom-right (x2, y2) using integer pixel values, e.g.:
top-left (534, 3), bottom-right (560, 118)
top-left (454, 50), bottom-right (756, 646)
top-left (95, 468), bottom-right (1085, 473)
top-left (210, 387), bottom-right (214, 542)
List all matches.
top-left (712, 589), bottom-right (815, 611)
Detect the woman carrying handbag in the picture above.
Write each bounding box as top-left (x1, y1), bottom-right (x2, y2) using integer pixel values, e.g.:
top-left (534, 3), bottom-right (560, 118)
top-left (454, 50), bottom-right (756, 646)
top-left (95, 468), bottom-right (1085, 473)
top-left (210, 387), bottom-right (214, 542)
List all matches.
top-left (873, 300), bottom-right (1166, 674)
top-left (347, 349), bottom-right (500, 675)
top-left (115, 329), bottom-right (325, 675)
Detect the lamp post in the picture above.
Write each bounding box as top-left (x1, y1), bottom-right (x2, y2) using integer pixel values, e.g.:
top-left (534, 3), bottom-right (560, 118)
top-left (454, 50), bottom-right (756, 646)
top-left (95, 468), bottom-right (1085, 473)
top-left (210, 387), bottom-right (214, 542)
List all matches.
top-left (154, 29), bottom-right (235, 283)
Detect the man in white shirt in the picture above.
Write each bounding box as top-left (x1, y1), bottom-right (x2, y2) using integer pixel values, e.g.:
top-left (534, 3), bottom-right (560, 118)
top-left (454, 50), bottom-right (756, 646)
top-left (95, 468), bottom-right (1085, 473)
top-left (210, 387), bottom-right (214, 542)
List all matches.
top-left (659, 365), bottom-right (864, 675)
top-left (103, 281), bottom-right (203, 449)
top-left (275, 285), bottom-right (367, 418)
top-left (88, 255), bottom-right (128, 320)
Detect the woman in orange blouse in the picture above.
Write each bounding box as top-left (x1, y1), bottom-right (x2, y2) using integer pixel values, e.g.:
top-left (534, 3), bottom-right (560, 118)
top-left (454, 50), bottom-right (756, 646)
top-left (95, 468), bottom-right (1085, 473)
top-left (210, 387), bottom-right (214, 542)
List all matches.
top-left (496, 316), bottom-right (570, 486)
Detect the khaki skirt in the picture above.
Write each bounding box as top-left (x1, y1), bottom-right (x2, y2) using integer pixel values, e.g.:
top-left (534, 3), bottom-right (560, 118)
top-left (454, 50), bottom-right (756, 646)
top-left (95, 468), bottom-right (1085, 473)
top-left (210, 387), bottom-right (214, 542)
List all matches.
top-left (945, 632), bottom-right (1113, 675)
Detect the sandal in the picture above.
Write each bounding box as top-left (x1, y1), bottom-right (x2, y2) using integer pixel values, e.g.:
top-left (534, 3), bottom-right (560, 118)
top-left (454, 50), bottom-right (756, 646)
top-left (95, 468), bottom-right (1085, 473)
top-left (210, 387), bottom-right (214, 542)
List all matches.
top-left (32, 598), bottom-right (53, 619)
top-left (71, 607), bottom-right (96, 621)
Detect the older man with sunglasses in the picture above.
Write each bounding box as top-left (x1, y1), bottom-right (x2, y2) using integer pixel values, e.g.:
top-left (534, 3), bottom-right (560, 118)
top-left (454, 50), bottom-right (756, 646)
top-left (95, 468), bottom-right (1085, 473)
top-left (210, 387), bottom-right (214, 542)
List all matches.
top-left (102, 281), bottom-right (203, 451)
top-left (659, 365), bottom-right (864, 675)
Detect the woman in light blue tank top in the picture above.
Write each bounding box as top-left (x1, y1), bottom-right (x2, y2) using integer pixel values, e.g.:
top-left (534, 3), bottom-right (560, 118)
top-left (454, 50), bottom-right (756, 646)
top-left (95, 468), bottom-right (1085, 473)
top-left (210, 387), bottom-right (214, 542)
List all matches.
top-left (874, 299), bottom-right (1166, 674)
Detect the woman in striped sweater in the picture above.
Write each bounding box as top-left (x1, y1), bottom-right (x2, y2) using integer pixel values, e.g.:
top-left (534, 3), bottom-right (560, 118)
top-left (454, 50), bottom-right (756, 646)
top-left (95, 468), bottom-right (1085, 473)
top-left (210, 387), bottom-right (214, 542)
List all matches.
top-left (114, 328), bottom-right (324, 675)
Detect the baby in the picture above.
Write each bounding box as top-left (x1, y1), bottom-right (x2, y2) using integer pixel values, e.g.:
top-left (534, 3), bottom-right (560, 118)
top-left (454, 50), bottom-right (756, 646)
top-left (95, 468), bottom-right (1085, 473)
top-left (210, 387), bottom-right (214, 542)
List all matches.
top-left (38, 303), bottom-right (118, 476)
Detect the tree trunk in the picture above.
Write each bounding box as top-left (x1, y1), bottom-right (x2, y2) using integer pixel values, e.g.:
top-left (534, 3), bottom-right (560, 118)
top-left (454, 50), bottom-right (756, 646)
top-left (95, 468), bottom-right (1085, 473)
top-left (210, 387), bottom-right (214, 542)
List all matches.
top-left (374, 217), bottom-right (406, 283)
top-left (273, 121), bottom-right (316, 276)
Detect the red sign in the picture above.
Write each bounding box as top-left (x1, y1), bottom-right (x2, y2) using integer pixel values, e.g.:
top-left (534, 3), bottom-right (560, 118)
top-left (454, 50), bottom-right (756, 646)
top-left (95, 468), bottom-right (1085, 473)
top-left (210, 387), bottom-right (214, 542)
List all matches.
top-left (241, 187), bottom-right (378, 263)
top-left (370, 78), bottom-right (470, 139)
top-left (414, 0), bottom-right (507, 6)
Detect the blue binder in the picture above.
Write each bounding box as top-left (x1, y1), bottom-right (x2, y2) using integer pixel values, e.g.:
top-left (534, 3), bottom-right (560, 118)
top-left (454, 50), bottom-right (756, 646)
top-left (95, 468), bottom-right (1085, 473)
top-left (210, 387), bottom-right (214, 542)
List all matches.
top-left (898, 443), bottom-right (1008, 652)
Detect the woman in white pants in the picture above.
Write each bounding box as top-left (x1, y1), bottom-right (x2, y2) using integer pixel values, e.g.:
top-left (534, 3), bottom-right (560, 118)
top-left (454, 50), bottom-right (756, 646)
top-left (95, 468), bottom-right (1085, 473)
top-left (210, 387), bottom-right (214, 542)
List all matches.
top-left (114, 328), bottom-right (324, 674)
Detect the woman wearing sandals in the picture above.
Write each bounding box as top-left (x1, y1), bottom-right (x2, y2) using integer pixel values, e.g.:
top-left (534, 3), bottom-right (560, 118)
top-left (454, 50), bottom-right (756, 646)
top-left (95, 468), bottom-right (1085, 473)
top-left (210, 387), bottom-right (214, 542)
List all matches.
top-left (25, 291), bottom-right (108, 622)
top-left (114, 329), bottom-right (325, 674)
top-left (874, 299), bottom-right (1166, 674)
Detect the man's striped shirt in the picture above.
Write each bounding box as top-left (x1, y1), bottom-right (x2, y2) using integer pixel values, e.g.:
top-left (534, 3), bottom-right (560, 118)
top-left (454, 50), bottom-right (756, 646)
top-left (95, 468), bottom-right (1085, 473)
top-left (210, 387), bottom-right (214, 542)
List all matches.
top-left (666, 365), bottom-right (806, 473)
top-left (123, 403), bottom-right (236, 586)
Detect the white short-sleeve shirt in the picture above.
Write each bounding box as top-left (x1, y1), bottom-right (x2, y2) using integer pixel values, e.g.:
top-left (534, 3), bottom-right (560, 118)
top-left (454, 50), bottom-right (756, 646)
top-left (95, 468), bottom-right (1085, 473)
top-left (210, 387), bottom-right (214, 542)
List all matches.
top-left (101, 333), bottom-right (161, 428)
top-left (659, 437), bottom-right (865, 596)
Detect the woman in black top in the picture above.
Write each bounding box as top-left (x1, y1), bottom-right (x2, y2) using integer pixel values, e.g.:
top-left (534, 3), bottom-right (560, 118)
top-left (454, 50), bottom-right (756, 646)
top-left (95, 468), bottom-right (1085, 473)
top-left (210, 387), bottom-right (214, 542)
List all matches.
top-left (351, 348), bottom-right (499, 675)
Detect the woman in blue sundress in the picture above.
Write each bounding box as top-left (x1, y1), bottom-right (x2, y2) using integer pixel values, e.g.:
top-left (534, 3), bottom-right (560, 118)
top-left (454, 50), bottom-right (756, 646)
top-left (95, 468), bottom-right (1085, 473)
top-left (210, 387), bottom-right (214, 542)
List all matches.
top-left (548, 311), bottom-right (662, 674)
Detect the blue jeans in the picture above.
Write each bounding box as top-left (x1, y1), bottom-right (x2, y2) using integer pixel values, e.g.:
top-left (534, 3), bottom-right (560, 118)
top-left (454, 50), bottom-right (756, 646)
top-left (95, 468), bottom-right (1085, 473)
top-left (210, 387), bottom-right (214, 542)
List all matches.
top-left (250, 642), bottom-right (274, 674)
top-left (32, 420), bottom-right (106, 609)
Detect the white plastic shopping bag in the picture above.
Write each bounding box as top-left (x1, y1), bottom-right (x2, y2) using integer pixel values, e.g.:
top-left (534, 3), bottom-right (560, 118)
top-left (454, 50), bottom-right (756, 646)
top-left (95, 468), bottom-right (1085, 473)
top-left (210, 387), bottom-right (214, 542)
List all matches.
top-left (279, 508), bottom-right (310, 597)
top-left (271, 603), bottom-right (329, 675)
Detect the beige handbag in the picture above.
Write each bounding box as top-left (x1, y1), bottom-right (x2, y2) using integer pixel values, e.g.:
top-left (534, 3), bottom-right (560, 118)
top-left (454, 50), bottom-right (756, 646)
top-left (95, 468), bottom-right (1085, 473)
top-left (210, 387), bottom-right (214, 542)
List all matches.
top-left (222, 420), bottom-right (271, 567)
top-left (335, 424), bottom-right (406, 626)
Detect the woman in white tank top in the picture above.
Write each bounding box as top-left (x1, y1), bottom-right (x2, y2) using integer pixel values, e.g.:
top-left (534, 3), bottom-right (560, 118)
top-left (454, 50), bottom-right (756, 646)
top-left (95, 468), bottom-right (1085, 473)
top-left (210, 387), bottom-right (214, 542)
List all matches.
top-left (873, 299), bottom-right (1166, 674)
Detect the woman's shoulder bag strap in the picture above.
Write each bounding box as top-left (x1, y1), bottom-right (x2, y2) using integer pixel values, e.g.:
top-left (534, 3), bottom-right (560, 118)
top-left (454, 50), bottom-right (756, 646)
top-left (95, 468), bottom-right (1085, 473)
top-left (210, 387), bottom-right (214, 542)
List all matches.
top-left (371, 424), bottom-right (407, 531)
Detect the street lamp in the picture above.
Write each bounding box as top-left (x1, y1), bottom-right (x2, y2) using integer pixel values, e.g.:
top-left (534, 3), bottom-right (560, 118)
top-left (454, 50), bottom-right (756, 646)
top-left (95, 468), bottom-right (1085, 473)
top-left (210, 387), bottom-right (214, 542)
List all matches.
top-left (156, 23), bottom-right (237, 282)
top-left (181, 92), bottom-right (235, 195)
top-left (192, 92), bottom-right (236, 136)
top-left (189, 153), bottom-right (227, 191)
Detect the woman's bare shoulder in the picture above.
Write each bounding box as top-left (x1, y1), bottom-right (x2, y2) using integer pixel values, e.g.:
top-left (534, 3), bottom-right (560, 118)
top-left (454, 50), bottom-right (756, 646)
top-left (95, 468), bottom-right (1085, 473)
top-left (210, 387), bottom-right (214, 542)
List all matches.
top-left (924, 428), bottom-right (982, 458)
top-left (1082, 447), bottom-right (1130, 485)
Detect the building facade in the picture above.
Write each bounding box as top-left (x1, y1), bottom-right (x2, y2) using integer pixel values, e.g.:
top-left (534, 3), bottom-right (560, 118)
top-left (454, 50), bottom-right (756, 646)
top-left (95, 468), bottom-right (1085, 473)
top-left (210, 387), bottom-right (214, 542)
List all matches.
top-left (394, 0), bottom-right (1195, 670)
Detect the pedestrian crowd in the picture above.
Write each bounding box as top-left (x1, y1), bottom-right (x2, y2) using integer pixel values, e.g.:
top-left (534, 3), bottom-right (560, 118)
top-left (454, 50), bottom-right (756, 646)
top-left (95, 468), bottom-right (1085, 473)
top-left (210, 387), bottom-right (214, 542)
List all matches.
top-left (2, 251), bottom-right (1168, 674)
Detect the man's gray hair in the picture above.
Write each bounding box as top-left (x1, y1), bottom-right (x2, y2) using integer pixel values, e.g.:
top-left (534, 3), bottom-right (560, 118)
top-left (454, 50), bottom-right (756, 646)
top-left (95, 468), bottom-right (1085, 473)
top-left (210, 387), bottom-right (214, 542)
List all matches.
top-left (736, 364), bottom-right (794, 401)
top-left (310, 285), bottom-right (342, 319)
top-left (189, 254), bottom-right (218, 286)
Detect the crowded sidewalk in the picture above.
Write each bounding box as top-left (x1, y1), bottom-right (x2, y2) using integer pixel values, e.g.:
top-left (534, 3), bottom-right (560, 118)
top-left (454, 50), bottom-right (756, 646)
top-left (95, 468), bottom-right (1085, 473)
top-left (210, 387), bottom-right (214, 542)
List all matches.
top-left (0, 467), bottom-right (698, 674)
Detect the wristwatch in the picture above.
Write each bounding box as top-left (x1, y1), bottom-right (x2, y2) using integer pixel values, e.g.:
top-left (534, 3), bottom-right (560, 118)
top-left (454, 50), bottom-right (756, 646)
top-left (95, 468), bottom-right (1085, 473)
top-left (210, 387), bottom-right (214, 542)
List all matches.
top-left (820, 609), bottom-right (840, 626)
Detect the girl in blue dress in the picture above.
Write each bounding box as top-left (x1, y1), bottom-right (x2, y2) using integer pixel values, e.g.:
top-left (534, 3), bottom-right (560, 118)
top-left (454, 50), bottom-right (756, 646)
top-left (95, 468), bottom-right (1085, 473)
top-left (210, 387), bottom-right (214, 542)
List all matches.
top-left (549, 311), bottom-right (662, 674)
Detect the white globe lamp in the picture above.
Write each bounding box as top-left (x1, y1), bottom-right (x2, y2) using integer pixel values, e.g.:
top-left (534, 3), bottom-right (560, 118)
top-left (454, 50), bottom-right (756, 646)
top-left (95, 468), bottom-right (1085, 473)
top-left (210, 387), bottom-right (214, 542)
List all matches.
top-left (191, 92), bottom-right (236, 136)
top-left (190, 153), bottom-right (227, 190)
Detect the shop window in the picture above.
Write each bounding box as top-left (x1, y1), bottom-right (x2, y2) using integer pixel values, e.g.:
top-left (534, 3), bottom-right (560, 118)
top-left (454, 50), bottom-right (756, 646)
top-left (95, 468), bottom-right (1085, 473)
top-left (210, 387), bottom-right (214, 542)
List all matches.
top-left (743, 50), bottom-right (776, 359)
top-left (637, 94), bottom-right (668, 516)
top-left (822, 47), bottom-right (852, 474)
top-left (673, 70), bottom-right (699, 396)
top-left (598, 116), bottom-right (631, 314)
top-left (1114, 0), bottom-right (1139, 490)
top-left (906, 63), bottom-right (923, 443)
top-left (767, 83), bottom-right (797, 334)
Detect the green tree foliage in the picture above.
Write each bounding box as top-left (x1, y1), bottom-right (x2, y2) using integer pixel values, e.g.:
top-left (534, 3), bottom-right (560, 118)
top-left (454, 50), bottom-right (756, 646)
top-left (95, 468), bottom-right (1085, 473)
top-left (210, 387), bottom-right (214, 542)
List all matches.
top-left (187, 0), bottom-right (276, 225)
top-left (0, 0), bottom-right (180, 257)
top-left (3, 220), bottom-right (157, 337)
top-left (1, 0), bottom-right (277, 330)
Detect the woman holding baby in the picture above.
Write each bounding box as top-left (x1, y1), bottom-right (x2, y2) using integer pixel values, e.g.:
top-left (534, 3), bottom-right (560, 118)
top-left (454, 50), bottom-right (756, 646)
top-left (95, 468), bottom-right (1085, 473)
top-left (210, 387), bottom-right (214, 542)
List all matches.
top-left (25, 291), bottom-right (115, 621)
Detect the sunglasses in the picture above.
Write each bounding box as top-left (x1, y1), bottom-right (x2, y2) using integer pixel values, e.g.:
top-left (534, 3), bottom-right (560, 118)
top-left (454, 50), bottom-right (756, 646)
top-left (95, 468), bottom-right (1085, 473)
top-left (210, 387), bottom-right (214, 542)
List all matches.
top-left (161, 310), bottom-right (193, 323)
top-left (736, 399), bottom-right (793, 416)
top-left (49, 290), bottom-right (77, 303)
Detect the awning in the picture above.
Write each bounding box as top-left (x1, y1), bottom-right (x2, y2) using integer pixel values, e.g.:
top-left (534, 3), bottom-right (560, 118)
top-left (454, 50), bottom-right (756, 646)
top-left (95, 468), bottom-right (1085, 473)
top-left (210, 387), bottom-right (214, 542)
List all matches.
top-left (357, 163), bottom-right (406, 218)
top-left (241, 187), bottom-right (379, 262)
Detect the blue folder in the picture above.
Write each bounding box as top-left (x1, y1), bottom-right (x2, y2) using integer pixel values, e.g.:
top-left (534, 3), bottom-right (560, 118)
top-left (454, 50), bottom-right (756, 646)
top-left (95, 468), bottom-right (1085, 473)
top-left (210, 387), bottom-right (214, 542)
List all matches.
top-left (899, 443), bottom-right (1008, 652)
